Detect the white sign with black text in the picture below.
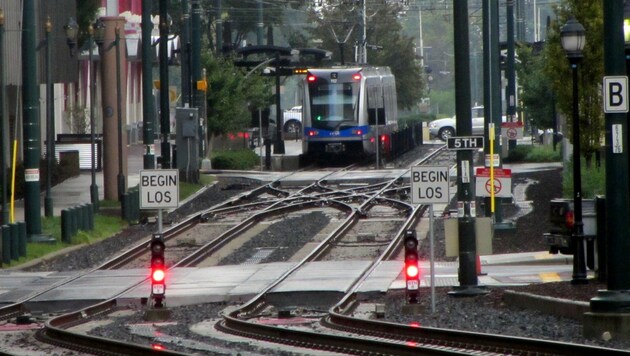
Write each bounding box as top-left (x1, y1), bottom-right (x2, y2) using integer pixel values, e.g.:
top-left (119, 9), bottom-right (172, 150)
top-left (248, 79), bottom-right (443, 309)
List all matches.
top-left (140, 170), bottom-right (179, 209)
top-left (411, 166), bottom-right (450, 204)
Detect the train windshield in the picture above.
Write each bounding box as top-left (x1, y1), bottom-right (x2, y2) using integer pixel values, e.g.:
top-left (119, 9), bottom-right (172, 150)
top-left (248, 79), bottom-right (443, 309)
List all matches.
top-left (308, 82), bottom-right (359, 130)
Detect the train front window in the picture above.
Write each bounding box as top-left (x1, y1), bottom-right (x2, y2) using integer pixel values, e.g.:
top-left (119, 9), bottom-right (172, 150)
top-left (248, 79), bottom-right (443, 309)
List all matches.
top-left (309, 82), bottom-right (359, 129)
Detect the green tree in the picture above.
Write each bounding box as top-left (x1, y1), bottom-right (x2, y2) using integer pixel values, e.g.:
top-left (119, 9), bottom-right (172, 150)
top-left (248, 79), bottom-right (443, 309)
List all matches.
top-left (307, 1), bottom-right (425, 110)
top-left (517, 46), bottom-right (556, 130)
top-left (544, 2), bottom-right (603, 167)
top-left (199, 0), bottom-right (294, 52)
top-left (201, 52), bottom-right (273, 155)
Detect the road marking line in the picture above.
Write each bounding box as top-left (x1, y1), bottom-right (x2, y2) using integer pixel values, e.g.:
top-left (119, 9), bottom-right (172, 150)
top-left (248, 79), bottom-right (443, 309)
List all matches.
top-left (539, 272), bottom-right (562, 282)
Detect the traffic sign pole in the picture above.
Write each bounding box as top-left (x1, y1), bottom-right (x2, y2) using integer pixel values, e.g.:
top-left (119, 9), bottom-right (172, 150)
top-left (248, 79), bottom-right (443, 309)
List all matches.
top-left (489, 123), bottom-right (495, 214)
top-left (410, 166), bottom-right (449, 311)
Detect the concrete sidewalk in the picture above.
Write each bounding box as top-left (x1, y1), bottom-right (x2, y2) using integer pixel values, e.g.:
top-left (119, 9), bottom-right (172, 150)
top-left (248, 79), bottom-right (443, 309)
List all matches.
top-left (7, 144), bottom-right (147, 222)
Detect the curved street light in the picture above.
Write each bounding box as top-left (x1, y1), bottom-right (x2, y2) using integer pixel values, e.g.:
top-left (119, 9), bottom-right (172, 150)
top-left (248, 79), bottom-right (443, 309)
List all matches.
top-left (560, 15), bottom-right (587, 285)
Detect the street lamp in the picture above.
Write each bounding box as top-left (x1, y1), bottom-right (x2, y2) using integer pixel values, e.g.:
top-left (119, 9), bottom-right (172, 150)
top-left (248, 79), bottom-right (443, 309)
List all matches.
top-left (560, 16), bottom-right (587, 285)
top-left (86, 20), bottom-right (105, 212)
top-left (64, 17), bottom-right (78, 56)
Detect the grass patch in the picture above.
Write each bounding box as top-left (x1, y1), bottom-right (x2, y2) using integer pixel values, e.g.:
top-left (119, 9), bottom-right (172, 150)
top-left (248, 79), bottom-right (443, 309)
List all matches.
top-left (562, 158), bottom-right (605, 199)
top-left (4, 214), bottom-right (128, 268)
top-left (503, 144), bottom-right (562, 163)
top-left (7, 175), bottom-right (215, 267)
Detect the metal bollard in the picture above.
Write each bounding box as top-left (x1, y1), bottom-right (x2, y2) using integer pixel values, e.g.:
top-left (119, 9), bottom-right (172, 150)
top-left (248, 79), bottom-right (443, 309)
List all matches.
top-left (86, 203), bottom-right (94, 231)
top-left (121, 193), bottom-right (129, 221)
top-left (70, 206), bottom-right (78, 237)
top-left (61, 209), bottom-right (72, 243)
top-left (17, 221), bottom-right (26, 257)
top-left (131, 190), bottom-right (139, 221)
top-left (1, 225), bottom-right (9, 264)
top-left (77, 204), bottom-right (85, 231)
top-left (9, 223), bottom-right (18, 261)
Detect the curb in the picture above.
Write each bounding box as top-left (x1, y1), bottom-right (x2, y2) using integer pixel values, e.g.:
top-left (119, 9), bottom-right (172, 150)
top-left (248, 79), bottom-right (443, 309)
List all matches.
top-left (503, 290), bottom-right (589, 320)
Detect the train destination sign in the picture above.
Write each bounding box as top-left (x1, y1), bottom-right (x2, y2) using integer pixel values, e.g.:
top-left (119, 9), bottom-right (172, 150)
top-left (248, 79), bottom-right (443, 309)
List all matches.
top-left (447, 136), bottom-right (484, 150)
top-left (140, 169), bottom-right (179, 209)
top-left (411, 166), bottom-right (450, 204)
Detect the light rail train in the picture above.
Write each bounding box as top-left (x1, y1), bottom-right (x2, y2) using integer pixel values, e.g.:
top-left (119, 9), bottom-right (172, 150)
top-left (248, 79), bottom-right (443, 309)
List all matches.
top-left (301, 66), bottom-right (398, 161)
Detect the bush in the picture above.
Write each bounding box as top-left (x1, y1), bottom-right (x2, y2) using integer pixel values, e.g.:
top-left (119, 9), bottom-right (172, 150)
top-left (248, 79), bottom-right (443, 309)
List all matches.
top-left (503, 145), bottom-right (561, 163)
top-left (211, 149), bottom-right (259, 170)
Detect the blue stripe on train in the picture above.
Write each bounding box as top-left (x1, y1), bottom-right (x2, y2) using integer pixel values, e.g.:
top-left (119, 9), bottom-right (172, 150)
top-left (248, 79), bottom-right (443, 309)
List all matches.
top-left (304, 125), bottom-right (371, 138)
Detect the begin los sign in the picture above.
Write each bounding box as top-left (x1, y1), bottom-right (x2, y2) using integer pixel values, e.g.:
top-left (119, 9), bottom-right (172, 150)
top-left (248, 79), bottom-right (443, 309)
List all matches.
top-left (411, 166), bottom-right (450, 204)
top-left (140, 169), bottom-right (179, 209)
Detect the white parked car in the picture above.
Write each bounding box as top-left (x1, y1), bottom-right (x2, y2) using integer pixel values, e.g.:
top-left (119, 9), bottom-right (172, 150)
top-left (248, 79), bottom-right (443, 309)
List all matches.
top-left (283, 105), bottom-right (302, 134)
top-left (428, 106), bottom-right (506, 141)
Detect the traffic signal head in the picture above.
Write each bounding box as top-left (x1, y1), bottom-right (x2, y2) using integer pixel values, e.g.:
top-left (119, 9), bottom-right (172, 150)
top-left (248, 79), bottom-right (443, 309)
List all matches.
top-left (150, 234), bottom-right (166, 306)
top-left (403, 230), bottom-right (420, 304)
top-left (404, 231), bottom-right (419, 278)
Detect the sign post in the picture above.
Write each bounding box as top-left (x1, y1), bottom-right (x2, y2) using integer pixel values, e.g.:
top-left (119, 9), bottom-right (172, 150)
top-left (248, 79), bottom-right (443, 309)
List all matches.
top-left (411, 166), bottom-right (450, 312)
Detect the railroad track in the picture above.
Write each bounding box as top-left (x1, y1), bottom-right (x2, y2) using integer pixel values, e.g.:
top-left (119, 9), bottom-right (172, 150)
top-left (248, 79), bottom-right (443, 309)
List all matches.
top-left (5, 144), bottom-right (624, 355)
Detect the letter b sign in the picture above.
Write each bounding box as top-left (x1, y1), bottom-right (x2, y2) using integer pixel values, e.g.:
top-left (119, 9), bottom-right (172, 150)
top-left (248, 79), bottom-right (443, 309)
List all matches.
top-left (604, 76), bottom-right (629, 113)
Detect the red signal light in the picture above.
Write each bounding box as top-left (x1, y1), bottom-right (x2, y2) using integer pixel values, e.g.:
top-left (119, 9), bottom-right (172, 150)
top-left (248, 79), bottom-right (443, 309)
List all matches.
top-left (380, 134), bottom-right (387, 142)
top-left (565, 210), bottom-right (575, 229)
top-left (152, 268), bottom-right (166, 283)
top-left (406, 263), bottom-right (419, 279)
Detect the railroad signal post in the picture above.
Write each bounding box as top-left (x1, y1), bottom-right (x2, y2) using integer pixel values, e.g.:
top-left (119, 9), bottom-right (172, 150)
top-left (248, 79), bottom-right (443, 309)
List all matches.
top-left (140, 169), bottom-right (178, 320)
top-left (150, 234), bottom-right (166, 307)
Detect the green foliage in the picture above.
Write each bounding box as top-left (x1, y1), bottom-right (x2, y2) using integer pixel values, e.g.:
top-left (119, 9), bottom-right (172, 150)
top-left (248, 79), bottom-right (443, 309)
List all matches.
top-left (211, 149), bottom-right (259, 170)
top-left (428, 89), bottom-right (456, 118)
top-left (562, 158), bottom-right (605, 199)
top-left (503, 145), bottom-right (562, 163)
top-left (544, 2), bottom-right (604, 163)
top-left (307, 1), bottom-right (425, 110)
top-left (202, 53), bottom-right (273, 141)
top-left (76, 0), bottom-right (100, 47)
top-left (516, 47), bottom-right (556, 130)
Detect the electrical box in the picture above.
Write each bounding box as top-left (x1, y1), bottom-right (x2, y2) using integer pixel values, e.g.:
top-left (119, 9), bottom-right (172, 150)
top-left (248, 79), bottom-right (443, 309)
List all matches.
top-left (444, 217), bottom-right (493, 257)
top-left (177, 108), bottom-right (198, 138)
top-left (175, 107), bottom-right (200, 183)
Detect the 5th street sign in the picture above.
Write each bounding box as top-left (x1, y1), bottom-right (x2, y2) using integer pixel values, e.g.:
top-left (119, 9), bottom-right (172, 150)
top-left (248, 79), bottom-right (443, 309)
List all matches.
top-left (447, 136), bottom-right (484, 150)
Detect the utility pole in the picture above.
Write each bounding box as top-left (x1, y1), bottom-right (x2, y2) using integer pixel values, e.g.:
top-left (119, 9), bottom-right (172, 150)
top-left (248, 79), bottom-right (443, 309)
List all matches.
top-left (142, 0), bottom-right (155, 169)
top-left (483, 0), bottom-right (505, 225)
top-left (22, 0), bottom-right (42, 236)
top-left (0, 7), bottom-right (6, 226)
top-left (588, 0), bottom-right (630, 320)
top-left (181, 0), bottom-right (191, 107)
top-left (449, 0), bottom-right (486, 297)
top-left (257, 0), bottom-right (264, 45)
top-left (215, 0), bottom-right (222, 54)
top-left (159, 0), bottom-right (171, 168)
top-left (506, 0), bottom-right (517, 150)
top-left (191, 0), bottom-right (203, 158)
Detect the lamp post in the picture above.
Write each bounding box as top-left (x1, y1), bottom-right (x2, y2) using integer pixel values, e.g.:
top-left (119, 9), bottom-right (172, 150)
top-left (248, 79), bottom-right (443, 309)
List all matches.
top-left (560, 16), bottom-right (588, 285)
top-left (89, 20), bottom-right (105, 212)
